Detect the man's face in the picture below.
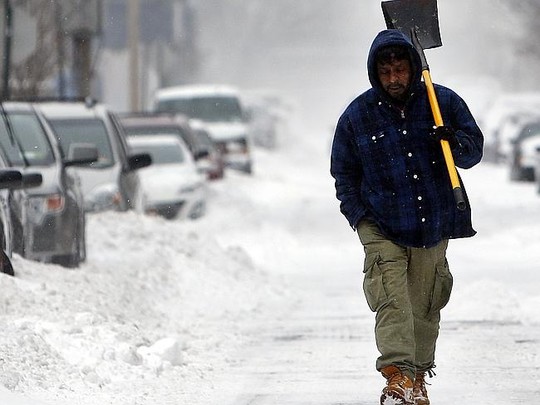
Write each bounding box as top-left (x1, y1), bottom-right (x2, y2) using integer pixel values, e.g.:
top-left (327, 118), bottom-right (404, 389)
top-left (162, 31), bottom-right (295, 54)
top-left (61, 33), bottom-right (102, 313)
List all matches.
top-left (377, 58), bottom-right (412, 101)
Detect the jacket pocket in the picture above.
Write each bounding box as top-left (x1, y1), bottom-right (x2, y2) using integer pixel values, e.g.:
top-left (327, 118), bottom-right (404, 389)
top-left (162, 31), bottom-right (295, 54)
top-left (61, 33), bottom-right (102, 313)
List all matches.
top-left (363, 252), bottom-right (388, 312)
top-left (428, 259), bottom-right (453, 316)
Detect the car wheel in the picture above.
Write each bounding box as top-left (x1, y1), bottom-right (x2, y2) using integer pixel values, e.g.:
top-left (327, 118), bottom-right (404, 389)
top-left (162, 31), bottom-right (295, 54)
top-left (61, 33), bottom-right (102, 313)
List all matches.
top-left (52, 232), bottom-right (81, 269)
top-left (78, 216), bottom-right (87, 263)
top-left (0, 250), bottom-right (14, 276)
top-left (160, 206), bottom-right (180, 220)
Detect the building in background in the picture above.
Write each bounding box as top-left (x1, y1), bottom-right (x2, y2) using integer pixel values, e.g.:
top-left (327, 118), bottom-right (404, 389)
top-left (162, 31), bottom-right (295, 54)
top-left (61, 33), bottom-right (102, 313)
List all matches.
top-left (99, 0), bottom-right (199, 112)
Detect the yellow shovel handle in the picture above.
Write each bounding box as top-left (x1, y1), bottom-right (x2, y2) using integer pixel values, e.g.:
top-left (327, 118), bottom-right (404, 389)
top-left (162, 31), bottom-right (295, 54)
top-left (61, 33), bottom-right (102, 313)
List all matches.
top-left (422, 70), bottom-right (466, 210)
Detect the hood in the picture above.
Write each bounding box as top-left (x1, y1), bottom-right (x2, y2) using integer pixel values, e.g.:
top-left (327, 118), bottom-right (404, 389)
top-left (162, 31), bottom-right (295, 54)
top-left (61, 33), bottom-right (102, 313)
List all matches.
top-left (138, 164), bottom-right (203, 190)
top-left (367, 29), bottom-right (423, 100)
top-left (203, 121), bottom-right (248, 141)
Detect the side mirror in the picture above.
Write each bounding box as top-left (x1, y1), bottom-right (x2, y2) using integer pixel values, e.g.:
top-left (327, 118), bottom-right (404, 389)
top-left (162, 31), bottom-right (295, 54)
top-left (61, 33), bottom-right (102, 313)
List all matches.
top-left (194, 149), bottom-right (210, 161)
top-left (0, 169), bottom-right (23, 190)
top-left (21, 172), bottom-right (43, 189)
top-left (128, 153), bottom-right (152, 171)
top-left (64, 143), bottom-right (99, 167)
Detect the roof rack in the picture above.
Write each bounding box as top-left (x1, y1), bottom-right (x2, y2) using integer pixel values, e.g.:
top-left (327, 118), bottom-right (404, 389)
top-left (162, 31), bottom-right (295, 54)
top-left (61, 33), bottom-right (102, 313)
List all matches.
top-left (116, 111), bottom-right (184, 119)
top-left (7, 96), bottom-right (98, 107)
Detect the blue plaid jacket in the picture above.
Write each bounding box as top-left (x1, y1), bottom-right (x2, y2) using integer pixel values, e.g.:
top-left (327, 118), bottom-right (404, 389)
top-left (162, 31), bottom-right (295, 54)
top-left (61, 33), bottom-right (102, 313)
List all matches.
top-left (330, 30), bottom-right (484, 248)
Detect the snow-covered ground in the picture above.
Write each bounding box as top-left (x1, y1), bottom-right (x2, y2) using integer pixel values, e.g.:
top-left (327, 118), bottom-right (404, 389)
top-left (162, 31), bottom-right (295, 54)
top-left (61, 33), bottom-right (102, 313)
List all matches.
top-left (1, 121), bottom-right (539, 404)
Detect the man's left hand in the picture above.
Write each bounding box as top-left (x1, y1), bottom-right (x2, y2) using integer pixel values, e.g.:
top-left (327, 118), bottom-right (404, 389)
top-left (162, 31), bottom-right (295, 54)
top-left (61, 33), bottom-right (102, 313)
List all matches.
top-left (432, 126), bottom-right (459, 148)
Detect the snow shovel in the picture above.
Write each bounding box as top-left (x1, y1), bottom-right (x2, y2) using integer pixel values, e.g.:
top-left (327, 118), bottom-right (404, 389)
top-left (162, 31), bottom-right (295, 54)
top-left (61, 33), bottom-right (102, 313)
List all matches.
top-left (381, 0), bottom-right (466, 211)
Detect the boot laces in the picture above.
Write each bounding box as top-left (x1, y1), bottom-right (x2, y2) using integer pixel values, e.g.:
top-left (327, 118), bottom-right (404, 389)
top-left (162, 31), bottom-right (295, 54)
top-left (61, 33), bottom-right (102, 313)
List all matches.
top-left (414, 372), bottom-right (430, 396)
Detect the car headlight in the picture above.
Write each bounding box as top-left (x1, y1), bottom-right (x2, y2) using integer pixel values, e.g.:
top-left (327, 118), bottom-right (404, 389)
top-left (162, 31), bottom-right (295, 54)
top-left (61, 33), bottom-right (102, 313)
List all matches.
top-left (85, 184), bottom-right (122, 212)
top-left (28, 194), bottom-right (65, 224)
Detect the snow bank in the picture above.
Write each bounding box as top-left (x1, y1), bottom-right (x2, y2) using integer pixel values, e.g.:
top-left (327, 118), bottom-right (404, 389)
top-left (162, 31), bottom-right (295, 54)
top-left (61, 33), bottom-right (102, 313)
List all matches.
top-left (0, 206), bottom-right (287, 404)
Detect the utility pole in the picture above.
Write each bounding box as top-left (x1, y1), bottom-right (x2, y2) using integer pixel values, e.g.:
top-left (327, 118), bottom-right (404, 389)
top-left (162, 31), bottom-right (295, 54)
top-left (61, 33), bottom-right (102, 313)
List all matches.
top-left (55, 0), bottom-right (66, 97)
top-left (128, 0), bottom-right (140, 112)
top-left (2, 0), bottom-right (12, 99)
top-left (72, 30), bottom-right (92, 98)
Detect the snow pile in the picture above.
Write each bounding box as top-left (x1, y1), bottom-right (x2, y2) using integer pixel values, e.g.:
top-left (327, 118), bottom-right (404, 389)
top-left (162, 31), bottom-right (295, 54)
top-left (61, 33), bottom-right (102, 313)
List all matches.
top-left (0, 205), bottom-right (287, 404)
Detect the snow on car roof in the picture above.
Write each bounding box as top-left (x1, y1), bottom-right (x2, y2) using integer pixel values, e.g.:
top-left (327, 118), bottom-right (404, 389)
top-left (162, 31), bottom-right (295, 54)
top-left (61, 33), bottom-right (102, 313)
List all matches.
top-left (127, 134), bottom-right (188, 149)
top-left (154, 84), bottom-right (240, 100)
top-left (33, 101), bottom-right (109, 119)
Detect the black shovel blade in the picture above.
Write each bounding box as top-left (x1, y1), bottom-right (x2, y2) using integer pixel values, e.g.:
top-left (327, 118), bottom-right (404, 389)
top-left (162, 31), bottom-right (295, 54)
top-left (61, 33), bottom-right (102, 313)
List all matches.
top-left (381, 0), bottom-right (442, 50)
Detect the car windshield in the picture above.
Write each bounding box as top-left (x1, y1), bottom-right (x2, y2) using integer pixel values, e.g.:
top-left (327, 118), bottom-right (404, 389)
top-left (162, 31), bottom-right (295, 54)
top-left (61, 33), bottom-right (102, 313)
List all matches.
top-left (519, 124), bottom-right (540, 141)
top-left (156, 96), bottom-right (243, 122)
top-left (130, 143), bottom-right (185, 165)
top-left (48, 118), bottom-right (115, 168)
top-left (0, 112), bottom-right (56, 166)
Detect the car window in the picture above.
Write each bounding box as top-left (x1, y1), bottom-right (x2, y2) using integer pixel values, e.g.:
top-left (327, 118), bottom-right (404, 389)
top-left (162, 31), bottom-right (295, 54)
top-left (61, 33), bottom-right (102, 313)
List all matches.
top-left (156, 96), bottom-right (243, 122)
top-left (130, 143), bottom-right (185, 165)
top-left (519, 125), bottom-right (540, 141)
top-left (48, 118), bottom-right (115, 168)
top-left (0, 112), bottom-right (56, 166)
top-left (108, 112), bottom-right (130, 163)
top-left (125, 125), bottom-right (181, 137)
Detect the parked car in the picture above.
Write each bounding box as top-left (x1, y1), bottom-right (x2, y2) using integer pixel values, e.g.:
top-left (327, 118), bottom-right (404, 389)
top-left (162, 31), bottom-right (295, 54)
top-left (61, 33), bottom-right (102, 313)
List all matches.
top-left (127, 135), bottom-right (207, 220)
top-left (0, 102), bottom-right (97, 268)
top-left (34, 101), bottom-right (152, 213)
top-left (153, 84), bottom-right (253, 174)
top-left (118, 112), bottom-right (224, 180)
top-left (481, 93), bottom-right (540, 163)
top-left (188, 119), bottom-right (226, 180)
top-left (241, 89), bottom-right (295, 150)
top-left (509, 121), bottom-right (540, 182)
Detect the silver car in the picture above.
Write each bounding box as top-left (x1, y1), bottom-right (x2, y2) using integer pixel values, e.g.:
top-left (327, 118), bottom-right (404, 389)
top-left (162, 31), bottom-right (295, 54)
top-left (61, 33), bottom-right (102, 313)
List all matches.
top-left (0, 102), bottom-right (96, 268)
top-left (35, 101), bottom-right (151, 213)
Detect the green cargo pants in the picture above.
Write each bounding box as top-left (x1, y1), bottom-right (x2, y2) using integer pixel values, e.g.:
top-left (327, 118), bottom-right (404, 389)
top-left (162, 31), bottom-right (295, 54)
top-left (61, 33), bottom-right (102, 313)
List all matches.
top-left (357, 219), bottom-right (453, 380)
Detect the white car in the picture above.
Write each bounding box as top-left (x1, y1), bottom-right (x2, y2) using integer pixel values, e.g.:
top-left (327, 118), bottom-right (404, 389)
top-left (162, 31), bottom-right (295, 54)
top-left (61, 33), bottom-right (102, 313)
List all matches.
top-left (34, 101), bottom-right (151, 212)
top-left (127, 135), bottom-right (207, 220)
top-left (153, 84), bottom-right (253, 174)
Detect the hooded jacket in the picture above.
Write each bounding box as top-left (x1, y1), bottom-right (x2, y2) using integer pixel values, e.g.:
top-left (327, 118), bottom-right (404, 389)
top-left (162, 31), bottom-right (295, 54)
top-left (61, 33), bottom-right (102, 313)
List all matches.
top-left (330, 29), bottom-right (484, 248)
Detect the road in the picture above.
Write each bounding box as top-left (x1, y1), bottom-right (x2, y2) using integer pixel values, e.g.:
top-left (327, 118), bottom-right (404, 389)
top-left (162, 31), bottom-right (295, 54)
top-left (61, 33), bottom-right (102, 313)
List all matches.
top-left (199, 156), bottom-right (540, 405)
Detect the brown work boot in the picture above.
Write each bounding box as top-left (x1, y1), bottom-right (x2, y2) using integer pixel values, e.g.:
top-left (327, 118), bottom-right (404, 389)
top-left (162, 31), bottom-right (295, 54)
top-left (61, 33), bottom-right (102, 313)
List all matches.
top-left (413, 372), bottom-right (430, 405)
top-left (380, 365), bottom-right (414, 405)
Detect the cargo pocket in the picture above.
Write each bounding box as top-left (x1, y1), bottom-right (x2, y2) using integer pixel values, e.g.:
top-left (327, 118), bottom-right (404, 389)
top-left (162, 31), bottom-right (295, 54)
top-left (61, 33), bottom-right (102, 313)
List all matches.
top-left (428, 259), bottom-right (453, 316)
top-left (363, 252), bottom-right (388, 312)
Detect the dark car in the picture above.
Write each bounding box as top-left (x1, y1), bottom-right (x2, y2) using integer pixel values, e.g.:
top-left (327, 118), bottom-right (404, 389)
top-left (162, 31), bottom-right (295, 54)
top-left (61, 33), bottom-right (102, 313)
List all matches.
top-left (118, 113), bottom-right (225, 180)
top-left (509, 121), bottom-right (540, 182)
top-left (34, 101), bottom-right (151, 213)
top-left (0, 102), bottom-right (98, 268)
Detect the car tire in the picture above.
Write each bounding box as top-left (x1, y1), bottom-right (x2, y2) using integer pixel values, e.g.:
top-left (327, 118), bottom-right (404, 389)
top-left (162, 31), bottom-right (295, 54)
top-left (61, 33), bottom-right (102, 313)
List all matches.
top-left (52, 231), bottom-right (81, 269)
top-left (0, 250), bottom-right (14, 276)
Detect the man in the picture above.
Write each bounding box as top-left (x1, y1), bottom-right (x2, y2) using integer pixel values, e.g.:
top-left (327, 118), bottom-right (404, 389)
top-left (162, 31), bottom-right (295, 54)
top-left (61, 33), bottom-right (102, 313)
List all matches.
top-left (330, 29), bottom-right (483, 405)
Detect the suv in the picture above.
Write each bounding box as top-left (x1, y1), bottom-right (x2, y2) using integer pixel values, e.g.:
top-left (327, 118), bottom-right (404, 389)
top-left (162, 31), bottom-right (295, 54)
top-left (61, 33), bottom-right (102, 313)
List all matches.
top-left (119, 113), bottom-right (225, 180)
top-left (0, 102), bottom-right (97, 268)
top-left (509, 121), bottom-right (540, 182)
top-left (153, 84), bottom-right (253, 174)
top-left (34, 101), bottom-right (151, 212)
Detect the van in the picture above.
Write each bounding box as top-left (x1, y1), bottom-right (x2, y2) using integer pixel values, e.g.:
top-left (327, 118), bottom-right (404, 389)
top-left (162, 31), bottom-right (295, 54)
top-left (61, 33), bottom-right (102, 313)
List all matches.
top-left (153, 85), bottom-right (253, 174)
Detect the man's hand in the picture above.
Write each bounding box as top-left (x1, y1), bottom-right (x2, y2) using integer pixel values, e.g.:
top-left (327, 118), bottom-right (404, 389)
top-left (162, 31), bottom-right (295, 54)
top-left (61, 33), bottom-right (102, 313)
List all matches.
top-left (432, 126), bottom-right (459, 148)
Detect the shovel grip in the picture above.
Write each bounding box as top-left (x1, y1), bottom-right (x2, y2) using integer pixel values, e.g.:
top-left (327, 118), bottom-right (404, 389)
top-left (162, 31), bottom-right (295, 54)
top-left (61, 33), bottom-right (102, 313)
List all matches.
top-left (453, 187), bottom-right (466, 211)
